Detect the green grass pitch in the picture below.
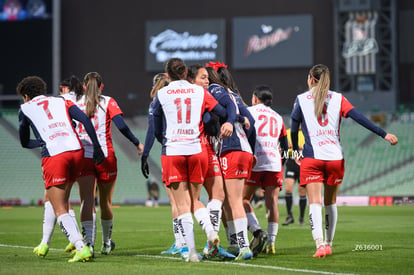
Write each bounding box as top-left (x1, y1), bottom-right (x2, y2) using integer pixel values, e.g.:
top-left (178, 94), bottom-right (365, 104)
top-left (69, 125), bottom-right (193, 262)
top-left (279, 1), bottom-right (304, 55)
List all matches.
top-left (0, 205), bottom-right (413, 274)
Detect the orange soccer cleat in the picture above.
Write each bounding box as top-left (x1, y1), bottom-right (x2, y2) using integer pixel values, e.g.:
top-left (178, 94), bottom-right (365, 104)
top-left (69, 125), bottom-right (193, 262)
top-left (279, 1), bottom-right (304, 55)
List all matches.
top-left (313, 245), bottom-right (326, 258)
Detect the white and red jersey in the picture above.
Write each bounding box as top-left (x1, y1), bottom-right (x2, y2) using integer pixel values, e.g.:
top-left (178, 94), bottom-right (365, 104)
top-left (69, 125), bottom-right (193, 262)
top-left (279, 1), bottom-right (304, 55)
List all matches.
top-left (291, 89), bottom-right (354, 160)
top-left (60, 91), bottom-right (77, 103)
top-left (20, 95), bottom-right (82, 156)
top-left (75, 95), bottom-right (123, 158)
top-left (248, 103), bottom-right (286, 172)
top-left (155, 80), bottom-right (218, 156)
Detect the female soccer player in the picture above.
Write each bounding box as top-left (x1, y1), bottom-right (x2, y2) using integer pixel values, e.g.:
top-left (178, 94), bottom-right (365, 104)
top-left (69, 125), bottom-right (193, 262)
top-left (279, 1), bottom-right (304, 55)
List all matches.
top-left (290, 64), bottom-right (398, 257)
top-left (17, 76), bottom-right (104, 262)
top-left (141, 73), bottom-right (189, 256)
top-left (206, 64), bottom-right (256, 260)
top-left (243, 85), bottom-right (288, 256)
top-left (33, 75), bottom-right (85, 256)
top-left (76, 72), bottom-right (144, 255)
top-left (152, 58), bottom-right (228, 262)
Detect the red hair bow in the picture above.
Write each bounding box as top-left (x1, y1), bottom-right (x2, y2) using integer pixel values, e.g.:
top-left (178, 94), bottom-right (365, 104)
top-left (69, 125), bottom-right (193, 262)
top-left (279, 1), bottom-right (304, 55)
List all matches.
top-left (206, 61), bottom-right (228, 71)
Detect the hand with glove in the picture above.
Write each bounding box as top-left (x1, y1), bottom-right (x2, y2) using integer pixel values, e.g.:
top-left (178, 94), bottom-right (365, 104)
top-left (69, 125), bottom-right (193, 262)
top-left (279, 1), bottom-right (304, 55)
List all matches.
top-left (141, 155), bottom-right (149, 178)
top-left (93, 145), bottom-right (105, 165)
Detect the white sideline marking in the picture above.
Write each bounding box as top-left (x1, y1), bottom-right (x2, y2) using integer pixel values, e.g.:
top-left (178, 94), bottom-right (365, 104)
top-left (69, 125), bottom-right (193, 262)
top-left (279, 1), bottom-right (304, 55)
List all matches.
top-left (0, 244), bottom-right (357, 275)
top-left (135, 254), bottom-right (357, 275)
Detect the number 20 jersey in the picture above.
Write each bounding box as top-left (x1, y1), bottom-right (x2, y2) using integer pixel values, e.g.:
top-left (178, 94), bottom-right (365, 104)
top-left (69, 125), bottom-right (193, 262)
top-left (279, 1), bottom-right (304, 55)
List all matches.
top-left (248, 103), bottom-right (286, 172)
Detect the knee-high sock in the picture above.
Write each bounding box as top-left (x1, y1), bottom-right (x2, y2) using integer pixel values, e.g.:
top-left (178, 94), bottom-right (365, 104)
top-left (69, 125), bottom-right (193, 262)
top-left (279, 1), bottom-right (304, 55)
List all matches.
top-left (68, 208), bottom-right (80, 234)
top-left (234, 218), bottom-right (249, 249)
top-left (299, 196), bottom-right (307, 220)
top-left (246, 212), bottom-right (261, 233)
top-left (285, 193), bottom-right (293, 216)
top-left (267, 222), bottom-right (278, 245)
top-left (178, 213), bottom-right (195, 251)
top-left (309, 204), bottom-right (324, 248)
top-left (226, 220), bottom-right (238, 247)
top-left (81, 220), bottom-right (94, 245)
top-left (194, 207), bottom-right (215, 238)
top-left (101, 219), bottom-right (113, 246)
top-left (41, 201), bottom-right (56, 245)
top-left (207, 199), bottom-right (222, 232)
top-left (325, 204), bottom-right (337, 246)
top-left (57, 213), bottom-right (84, 250)
top-left (173, 218), bottom-right (187, 248)
top-left (92, 212), bottom-right (97, 245)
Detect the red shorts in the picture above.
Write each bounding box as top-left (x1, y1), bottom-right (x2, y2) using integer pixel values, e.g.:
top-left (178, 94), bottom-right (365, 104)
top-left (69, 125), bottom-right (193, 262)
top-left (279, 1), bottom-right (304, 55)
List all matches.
top-left (246, 170), bottom-right (284, 188)
top-left (79, 155), bottom-right (117, 183)
top-left (219, 151), bottom-right (253, 179)
top-left (161, 150), bottom-right (208, 186)
top-left (300, 158), bottom-right (345, 186)
top-left (42, 149), bottom-right (84, 189)
top-left (203, 141), bottom-right (222, 178)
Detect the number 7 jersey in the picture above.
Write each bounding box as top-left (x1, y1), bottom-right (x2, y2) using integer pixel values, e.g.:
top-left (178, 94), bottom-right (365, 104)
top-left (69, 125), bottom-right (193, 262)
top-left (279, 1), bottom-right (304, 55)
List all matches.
top-left (19, 95), bottom-right (82, 156)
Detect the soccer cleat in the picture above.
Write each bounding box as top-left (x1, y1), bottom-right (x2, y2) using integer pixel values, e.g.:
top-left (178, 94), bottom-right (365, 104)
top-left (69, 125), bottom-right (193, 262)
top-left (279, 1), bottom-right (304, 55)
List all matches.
top-left (33, 243), bottom-right (49, 258)
top-left (68, 246), bottom-right (92, 262)
top-left (101, 239), bottom-right (115, 255)
top-left (325, 244), bottom-right (332, 255)
top-left (216, 245), bottom-right (236, 259)
top-left (282, 216), bottom-right (294, 226)
top-left (227, 246), bottom-right (240, 257)
top-left (161, 242), bottom-right (183, 255)
top-left (207, 236), bottom-right (220, 258)
top-left (235, 247), bottom-right (253, 261)
top-left (65, 242), bottom-right (75, 253)
top-left (313, 245), bottom-right (326, 258)
top-left (298, 218), bottom-right (305, 226)
top-left (180, 247), bottom-right (190, 261)
top-left (265, 244), bottom-right (275, 254)
top-left (249, 229), bottom-right (267, 257)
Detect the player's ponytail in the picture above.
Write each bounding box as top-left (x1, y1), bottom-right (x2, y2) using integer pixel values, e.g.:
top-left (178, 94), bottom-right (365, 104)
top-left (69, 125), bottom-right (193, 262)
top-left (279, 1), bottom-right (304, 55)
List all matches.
top-left (84, 72), bottom-right (103, 118)
top-left (310, 64), bottom-right (330, 119)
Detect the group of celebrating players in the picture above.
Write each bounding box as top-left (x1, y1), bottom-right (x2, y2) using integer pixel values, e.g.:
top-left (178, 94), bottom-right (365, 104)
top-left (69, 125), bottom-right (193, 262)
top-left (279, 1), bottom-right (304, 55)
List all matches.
top-left (17, 57), bottom-right (398, 263)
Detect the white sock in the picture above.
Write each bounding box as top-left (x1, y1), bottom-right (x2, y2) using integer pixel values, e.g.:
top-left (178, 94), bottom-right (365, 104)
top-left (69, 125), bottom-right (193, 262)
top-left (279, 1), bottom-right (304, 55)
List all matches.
top-left (267, 222), bottom-right (278, 245)
top-left (234, 218), bottom-right (249, 249)
top-left (325, 204), bottom-right (337, 246)
top-left (57, 213), bottom-right (84, 250)
top-left (178, 213), bottom-right (195, 251)
top-left (41, 201), bottom-right (56, 245)
top-left (81, 220), bottom-right (93, 245)
top-left (101, 219), bottom-right (113, 245)
top-left (194, 207), bottom-right (214, 237)
top-left (226, 220), bottom-right (238, 247)
top-left (68, 208), bottom-right (80, 234)
top-left (246, 212), bottom-right (261, 233)
top-left (206, 199), bottom-right (222, 232)
top-left (309, 204), bottom-right (324, 248)
top-left (92, 212), bottom-right (97, 245)
top-left (173, 218), bottom-right (186, 248)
